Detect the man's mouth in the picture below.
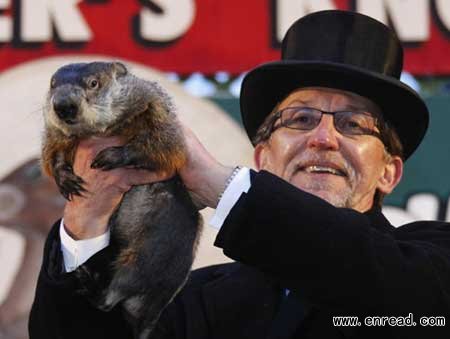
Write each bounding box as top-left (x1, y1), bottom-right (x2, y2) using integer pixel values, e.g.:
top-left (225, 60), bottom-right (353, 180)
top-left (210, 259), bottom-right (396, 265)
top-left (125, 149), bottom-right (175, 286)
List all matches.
top-left (298, 165), bottom-right (347, 177)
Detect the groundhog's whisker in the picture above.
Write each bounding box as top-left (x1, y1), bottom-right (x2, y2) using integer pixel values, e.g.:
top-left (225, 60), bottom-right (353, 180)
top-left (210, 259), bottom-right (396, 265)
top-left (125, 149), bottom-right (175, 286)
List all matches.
top-left (25, 103), bottom-right (49, 118)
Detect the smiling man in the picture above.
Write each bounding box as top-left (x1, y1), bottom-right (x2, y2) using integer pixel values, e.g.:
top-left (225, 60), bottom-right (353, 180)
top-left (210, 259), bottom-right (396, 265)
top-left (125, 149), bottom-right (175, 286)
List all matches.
top-left (30, 10), bottom-right (450, 339)
top-left (252, 87), bottom-right (403, 211)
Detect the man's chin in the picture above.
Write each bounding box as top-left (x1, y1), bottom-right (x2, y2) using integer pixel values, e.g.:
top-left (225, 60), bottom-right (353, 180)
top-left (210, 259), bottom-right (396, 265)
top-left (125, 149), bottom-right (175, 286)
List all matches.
top-left (289, 178), bottom-right (352, 208)
top-left (308, 190), bottom-right (350, 207)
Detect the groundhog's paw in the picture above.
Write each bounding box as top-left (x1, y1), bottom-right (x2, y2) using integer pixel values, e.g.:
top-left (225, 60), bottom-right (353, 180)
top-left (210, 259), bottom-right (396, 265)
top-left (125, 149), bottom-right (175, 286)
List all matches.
top-left (55, 167), bottom-right (87, 200)
top-left (91, 146), bottom-right (136, 170)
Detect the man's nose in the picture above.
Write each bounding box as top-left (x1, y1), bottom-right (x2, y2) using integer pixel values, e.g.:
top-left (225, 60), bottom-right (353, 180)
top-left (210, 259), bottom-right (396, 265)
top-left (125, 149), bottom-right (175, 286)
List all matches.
top-left (305, 115), bottom-right (339, 150)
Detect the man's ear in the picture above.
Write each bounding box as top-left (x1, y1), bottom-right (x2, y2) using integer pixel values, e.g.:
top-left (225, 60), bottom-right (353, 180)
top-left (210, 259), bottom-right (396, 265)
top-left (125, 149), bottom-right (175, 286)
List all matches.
top-left (254, 143), bottom-right (267, 170)
top-left (377, 155), bottom-right (403, 194)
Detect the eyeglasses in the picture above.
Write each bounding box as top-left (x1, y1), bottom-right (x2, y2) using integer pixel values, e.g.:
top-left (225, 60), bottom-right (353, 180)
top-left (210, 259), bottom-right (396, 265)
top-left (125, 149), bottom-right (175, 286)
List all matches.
top-left (271, 106), bottom-right (382, 140)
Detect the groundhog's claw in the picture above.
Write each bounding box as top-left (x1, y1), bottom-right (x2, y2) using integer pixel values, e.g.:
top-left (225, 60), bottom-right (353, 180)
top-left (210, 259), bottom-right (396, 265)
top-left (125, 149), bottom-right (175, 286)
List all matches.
top-left (91, 146), bottom-right (158, 171)
top-left (55, 165), bottom-right (87, 200)
top-left (91, 146), bottom-right (125, 170)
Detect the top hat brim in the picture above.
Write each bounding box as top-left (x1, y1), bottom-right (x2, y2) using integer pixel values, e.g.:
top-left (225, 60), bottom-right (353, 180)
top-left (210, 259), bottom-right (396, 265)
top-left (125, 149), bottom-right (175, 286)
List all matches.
top-left (240, 60), bottom-right (429, 159)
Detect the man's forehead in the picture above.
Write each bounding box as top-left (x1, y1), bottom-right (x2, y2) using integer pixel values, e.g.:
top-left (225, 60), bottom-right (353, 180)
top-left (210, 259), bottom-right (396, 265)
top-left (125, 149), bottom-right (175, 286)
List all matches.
top-left (280, 87), bottom-right (382, 115)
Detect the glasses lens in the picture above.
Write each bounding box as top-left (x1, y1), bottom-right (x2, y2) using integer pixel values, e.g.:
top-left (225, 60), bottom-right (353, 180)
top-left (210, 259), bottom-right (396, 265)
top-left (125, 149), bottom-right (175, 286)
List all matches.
top-left (334, 111), bottom-right (377, 135)
top-left (281, 107), bottom-right (321, 130)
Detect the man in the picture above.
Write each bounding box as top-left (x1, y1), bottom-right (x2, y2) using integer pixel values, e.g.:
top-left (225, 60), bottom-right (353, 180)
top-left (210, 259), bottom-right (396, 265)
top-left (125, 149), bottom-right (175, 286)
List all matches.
top-left (29, 10), bottom-right (450, 339)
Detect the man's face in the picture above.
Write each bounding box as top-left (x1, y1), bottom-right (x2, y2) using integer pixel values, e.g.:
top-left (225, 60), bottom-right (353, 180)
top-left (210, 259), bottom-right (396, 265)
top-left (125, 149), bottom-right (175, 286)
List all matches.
top-left (254, 87), bottom-right (403, 212)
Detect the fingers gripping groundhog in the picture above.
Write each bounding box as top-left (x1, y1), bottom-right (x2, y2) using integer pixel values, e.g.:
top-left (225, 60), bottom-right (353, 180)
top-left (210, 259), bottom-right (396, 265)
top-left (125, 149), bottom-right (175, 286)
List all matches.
top-left (42, 62), bottom-right (202, 339)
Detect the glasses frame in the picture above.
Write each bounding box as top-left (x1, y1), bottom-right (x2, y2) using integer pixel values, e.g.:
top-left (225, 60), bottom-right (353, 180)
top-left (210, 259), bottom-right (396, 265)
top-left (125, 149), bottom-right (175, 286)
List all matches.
top-left (270, 106), bottom-right (383, 141)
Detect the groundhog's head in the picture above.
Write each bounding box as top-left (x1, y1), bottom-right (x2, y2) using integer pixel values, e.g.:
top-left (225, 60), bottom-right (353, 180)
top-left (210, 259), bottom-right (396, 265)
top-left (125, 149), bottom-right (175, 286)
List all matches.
top-left (45, 61), bottom-right (159, 137)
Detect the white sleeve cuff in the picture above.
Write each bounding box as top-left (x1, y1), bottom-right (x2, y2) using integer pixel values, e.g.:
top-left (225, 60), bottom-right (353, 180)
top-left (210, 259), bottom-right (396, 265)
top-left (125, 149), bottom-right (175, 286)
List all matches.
top-left (210, 167), bottom-right (251, 230)
top-left (59, 219), bottom-right (110, 272)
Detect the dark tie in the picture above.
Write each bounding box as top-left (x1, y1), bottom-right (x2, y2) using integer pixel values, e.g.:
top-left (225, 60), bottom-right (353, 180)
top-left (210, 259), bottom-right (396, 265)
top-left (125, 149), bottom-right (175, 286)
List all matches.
top-left (266, 290), bottom-right (309, 339)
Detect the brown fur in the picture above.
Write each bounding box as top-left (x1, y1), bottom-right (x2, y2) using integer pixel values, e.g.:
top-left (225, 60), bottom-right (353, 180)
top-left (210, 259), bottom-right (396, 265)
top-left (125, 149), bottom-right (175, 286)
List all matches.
top-left (41, 129), bottom-right (77, 178)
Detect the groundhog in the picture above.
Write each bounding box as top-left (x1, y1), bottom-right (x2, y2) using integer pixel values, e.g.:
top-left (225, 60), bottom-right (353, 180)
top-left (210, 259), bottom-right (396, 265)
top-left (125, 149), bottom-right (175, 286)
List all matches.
top-left (41, 61), bottom-right (202, 339)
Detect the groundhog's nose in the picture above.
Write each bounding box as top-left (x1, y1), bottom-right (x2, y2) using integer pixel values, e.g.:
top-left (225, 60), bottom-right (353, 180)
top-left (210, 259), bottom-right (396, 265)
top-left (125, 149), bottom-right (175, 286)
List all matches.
top-left (53, 98), bottom-right (78, 124)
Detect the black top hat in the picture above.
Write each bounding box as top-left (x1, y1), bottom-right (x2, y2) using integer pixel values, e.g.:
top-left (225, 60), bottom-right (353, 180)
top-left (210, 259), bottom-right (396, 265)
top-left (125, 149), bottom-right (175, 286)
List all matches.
top-left (240, 10), bottom-right (429, 159)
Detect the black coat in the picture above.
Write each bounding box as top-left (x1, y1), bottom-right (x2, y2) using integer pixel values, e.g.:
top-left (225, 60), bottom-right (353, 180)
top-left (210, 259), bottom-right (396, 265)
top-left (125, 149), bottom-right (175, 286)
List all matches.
top-left (29, 171), bottom-right (450, 338)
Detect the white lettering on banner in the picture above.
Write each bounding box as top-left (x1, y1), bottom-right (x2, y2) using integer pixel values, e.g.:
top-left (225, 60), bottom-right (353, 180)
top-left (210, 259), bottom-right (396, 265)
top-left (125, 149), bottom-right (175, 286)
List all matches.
top-left (275, 0), bottom-right (336, 42)
top-left (356, 0), bottom-right (429, 42)
top-left (21, 0), bottom-right (92, 42)
top-left (0, 0), bottom-right (12, 42)
top-left (139, 0), bottom-right (195, 42)
top-left (435, 0), bottom-right (450, 31)
top-left (383, 193), bottom-right (441, 226)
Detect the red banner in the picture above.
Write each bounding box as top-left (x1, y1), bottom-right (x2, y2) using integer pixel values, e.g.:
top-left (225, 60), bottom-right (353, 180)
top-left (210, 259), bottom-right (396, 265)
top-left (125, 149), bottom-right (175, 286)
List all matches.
top-left (0, 0), bottom-right (449, 75)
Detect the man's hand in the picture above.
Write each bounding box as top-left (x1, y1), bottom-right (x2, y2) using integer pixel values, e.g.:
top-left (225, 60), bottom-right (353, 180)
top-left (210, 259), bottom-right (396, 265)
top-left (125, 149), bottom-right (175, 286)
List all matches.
top-left (63, 137), bottom-right (171, 240)
top-left (178, 125), bottom-right (236, 209)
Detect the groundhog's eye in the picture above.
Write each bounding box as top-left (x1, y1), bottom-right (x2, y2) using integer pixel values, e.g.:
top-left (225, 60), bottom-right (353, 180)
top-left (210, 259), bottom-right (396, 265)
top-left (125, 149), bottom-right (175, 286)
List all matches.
top-left (88, 78), bottom-right (100, 89)
top-left (50, 77), bottom-right (56, 89)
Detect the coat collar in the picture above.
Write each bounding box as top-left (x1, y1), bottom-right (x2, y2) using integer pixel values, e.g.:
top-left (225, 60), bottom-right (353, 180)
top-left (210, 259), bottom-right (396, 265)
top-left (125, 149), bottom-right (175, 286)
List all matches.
top-left (364, 206), bottom-right (394, 233)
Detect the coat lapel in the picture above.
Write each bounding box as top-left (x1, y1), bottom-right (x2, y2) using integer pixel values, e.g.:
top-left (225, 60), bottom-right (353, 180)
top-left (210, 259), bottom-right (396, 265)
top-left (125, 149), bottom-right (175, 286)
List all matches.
top-left (201, 263), bottom-right (280, 339)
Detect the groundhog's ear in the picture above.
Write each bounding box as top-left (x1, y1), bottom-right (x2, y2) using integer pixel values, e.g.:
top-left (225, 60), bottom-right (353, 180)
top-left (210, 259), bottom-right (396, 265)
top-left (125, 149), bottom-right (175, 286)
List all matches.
top-left (112, 62), bottom-right (128, 77)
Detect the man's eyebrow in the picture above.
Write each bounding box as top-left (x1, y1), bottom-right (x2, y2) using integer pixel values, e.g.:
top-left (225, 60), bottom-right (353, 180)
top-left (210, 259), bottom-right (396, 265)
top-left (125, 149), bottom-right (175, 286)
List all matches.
top-left (343, 103), bottom-right (368, 111)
